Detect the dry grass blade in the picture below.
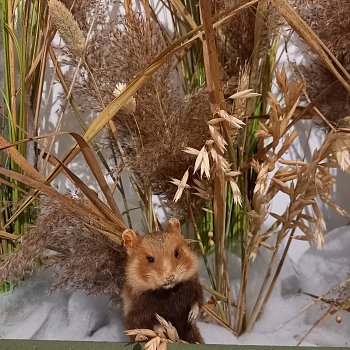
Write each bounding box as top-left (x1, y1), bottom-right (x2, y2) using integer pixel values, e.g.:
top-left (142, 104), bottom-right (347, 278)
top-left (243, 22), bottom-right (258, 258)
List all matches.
top-left (297, 305), bottom-right (337, 346)
top-left (41, 150), bottom-right (121, 222)
top-left (201, 304), bottom-right (237, 336)
top-left (65, 132), bottom-right (123, 220)
top-left (0, 168), bottom-right (123, 240)
top-left (0, 135), bottom-right (45, 182)
top-left (202, 285), bottom-right (237, 307)
top-left (169, 0), bottom-right (198, 31)
top-left (0, 230), bottom-right (18, 242)
top-left (0, 132), bottom-right (124, 223)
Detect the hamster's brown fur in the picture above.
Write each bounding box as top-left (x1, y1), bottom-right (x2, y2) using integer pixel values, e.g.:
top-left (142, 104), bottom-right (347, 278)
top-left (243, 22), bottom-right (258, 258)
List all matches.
top-left (121, 218), bottom-right (204, 343)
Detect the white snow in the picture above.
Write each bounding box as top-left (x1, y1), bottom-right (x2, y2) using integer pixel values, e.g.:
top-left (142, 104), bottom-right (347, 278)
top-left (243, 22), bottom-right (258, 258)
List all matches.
top-left (0, 226), bottom-right (349, 346)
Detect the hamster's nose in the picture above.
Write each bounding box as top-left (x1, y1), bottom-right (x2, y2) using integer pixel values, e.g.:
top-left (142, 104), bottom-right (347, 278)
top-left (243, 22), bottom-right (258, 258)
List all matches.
top-left (166, 274), bottom-right (175, 282)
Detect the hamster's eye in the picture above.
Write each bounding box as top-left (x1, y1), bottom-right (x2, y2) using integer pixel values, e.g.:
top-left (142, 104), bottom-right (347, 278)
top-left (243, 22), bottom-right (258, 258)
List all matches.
top-left (174, 249), bottom-right (180, 258)
top-left (146, 256), bottom-right (155, 263)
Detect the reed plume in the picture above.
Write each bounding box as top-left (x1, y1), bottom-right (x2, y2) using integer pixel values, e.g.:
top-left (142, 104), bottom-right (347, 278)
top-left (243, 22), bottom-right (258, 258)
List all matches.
top-left (214, 0), bottom-right (256, 79)
top-left (0, 199), bottom-right (125, 305)
top-left (290, 0), bottom-right (350, 123)
top-left (65, 14), bottom-right (213, 217)
top-left (48, 0), bottom-right (86, 58)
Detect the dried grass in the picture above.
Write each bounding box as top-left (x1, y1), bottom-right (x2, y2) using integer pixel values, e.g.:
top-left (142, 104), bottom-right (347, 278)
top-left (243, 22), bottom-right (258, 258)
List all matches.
top-left (214, 0), bottom-right (256, 79)
top-left (48, 0), bottom-right (86, 58)
top-left (60, 0), bottom-right (102, 31)
top-left (243, 69), bottom-right (349, 332)
top-left (291, 0), bottom-right (350, 69)
top-left (126, 313), bottom-right (189, 349)
top-left (2, 0), bottom-right (349, 338)
top-left (0, 198), bottom-right (125, 305)
top-left (66, 14), bottom-right (213, 216)
top-left (289, 0), bottom-right (350, 123)
top-left (297, 278), bottom-right (350, 345)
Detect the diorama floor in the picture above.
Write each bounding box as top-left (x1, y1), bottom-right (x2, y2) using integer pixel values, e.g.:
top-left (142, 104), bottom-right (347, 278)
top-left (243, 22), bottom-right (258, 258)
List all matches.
top-left (0, 227), bottom-right (349, 346)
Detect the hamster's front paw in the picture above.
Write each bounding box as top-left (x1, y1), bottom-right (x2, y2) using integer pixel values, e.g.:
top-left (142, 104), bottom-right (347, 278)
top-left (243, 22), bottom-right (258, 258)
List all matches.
top-left (188, 303), bottom-right (199, 324)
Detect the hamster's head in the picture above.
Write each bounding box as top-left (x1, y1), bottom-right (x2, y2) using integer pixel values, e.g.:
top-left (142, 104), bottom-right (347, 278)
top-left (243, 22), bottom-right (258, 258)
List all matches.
top-left (122, 218), bottom-right (198, 294)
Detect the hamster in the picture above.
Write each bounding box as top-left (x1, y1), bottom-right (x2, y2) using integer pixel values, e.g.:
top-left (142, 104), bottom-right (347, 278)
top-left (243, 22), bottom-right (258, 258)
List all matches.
top-left (121, 218), bottom-right (204, 344)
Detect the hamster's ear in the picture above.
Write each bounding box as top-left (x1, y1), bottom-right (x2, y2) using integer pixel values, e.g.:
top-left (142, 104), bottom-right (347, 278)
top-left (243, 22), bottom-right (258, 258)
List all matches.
top-left (122, 229), bottom-right (140, 249)
top-left (167, 218), bottom-right (181, 236)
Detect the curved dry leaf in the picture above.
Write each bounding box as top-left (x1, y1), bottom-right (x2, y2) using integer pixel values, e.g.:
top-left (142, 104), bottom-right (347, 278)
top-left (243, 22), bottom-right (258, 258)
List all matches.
top-left (43, 151), bottom-right (119, 222)
top-left (66, 132), bottom-right (122, 219)
top-left (0, 167), bottom-right (123, 237)
top-left (0, 134), bottom-right (45, 182)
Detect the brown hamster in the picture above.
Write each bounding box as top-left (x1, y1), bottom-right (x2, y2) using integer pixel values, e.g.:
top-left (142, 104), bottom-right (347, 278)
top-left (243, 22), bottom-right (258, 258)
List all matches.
top-left (121, 218), bottom-right (204, 344)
